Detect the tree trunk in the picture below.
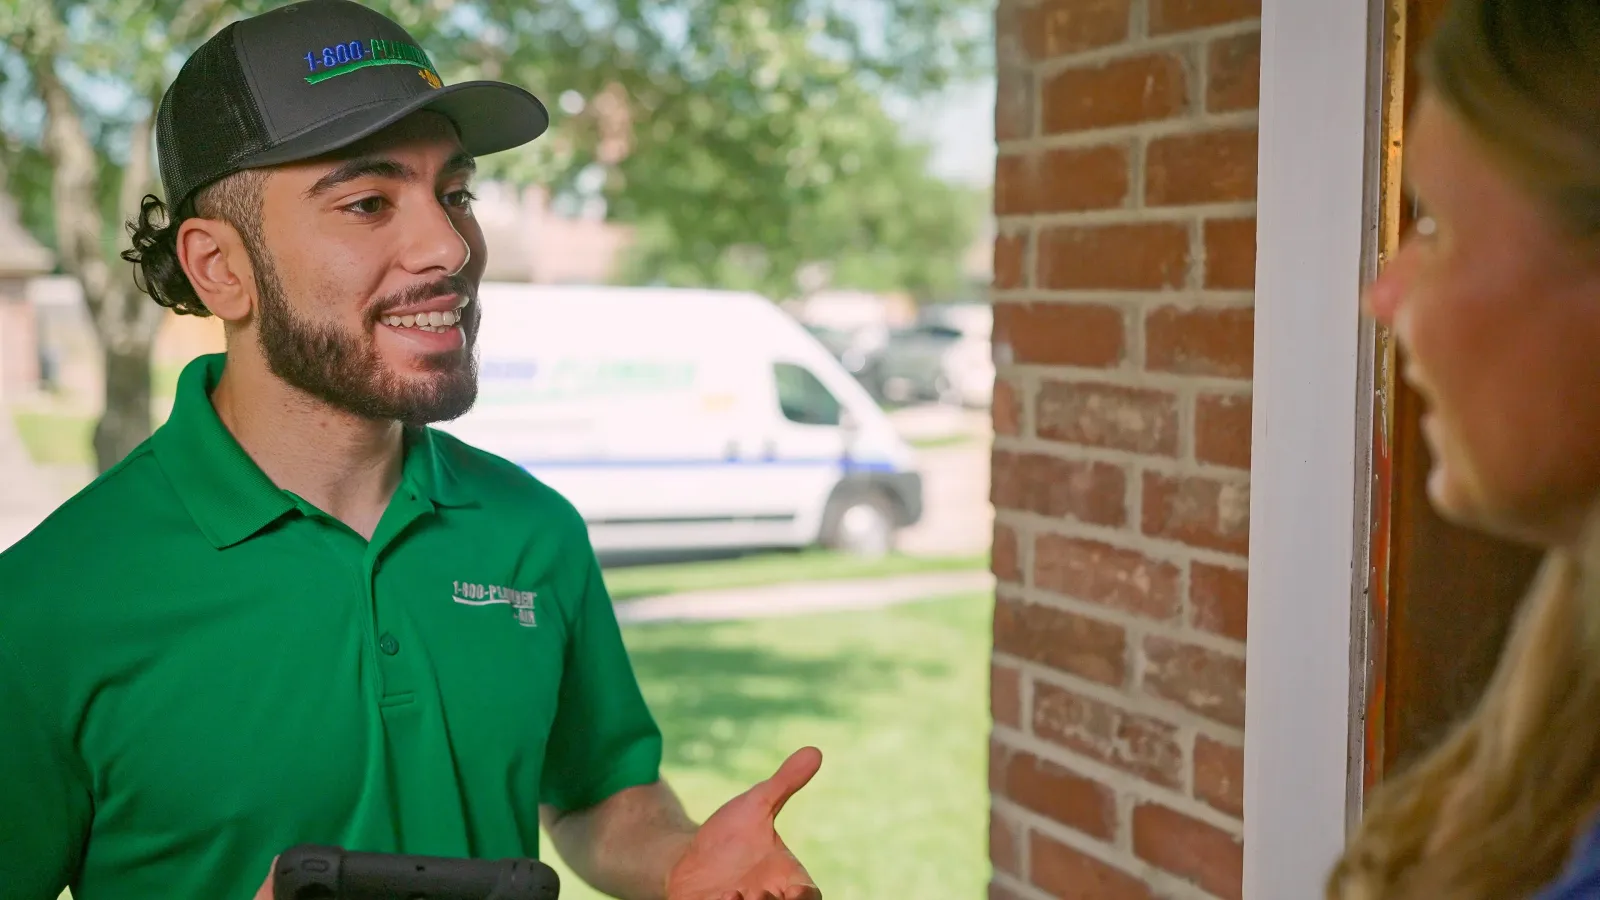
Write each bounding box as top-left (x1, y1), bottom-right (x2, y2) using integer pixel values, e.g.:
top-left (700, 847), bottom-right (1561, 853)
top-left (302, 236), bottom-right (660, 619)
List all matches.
top-left (93, 335), bottom-right (157, 472)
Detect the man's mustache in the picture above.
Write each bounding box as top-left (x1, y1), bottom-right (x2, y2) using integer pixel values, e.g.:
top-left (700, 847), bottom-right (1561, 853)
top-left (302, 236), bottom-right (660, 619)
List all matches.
top-left (366, 275), bottom-right (476, 324)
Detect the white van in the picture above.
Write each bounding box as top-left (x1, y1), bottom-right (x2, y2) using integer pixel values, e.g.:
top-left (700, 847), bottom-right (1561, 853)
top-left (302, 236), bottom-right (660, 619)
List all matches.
top-left (435, 283), bottom-right (924, 557)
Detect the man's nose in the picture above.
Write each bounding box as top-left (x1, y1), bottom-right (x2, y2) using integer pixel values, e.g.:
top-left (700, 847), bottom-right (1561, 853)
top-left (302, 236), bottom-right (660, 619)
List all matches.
top-left (401, 197), bottom-right (470, 276)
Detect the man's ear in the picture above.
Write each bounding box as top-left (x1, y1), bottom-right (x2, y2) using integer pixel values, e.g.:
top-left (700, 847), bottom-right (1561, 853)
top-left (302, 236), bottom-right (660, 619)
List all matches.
top-left (176, 218), bottom-right (255, 323)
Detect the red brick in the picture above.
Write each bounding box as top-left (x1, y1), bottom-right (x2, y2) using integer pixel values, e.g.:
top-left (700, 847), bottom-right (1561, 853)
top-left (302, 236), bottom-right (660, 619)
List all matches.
top-left (996, 63), bottom-right (1035, 142)
top-left (1141, 471), bottom-right (1250, 555)
top-left (1037, 381), bottom-right (1179, 456)
top-left (1132, 803), bottom-right (1244, 899)
top-left (1023, 0), bottom-right (1133, 60)
top-left (993, 377), bottom-right (1023, 436)
top-left (1039, 144), bottom-right (1131, 213)
top-left (1204, 217), bottom-right (1256, 289)
top-left (994, 234), bottom-right (1027, 291)
top-left (1033, 681), bottom-right (1184, 788)
top-left (991, 808), bottom-right (1023, 876)
top-left (1031, 832), bottom-right (1157, 900)
top-left (1196, 392), bottom-right (1252, 469)
top-left (1151, 0), bottom-right (1261, 35)
top-left (1191, 561), bottom-right (1249, 641)
top-left (996, 301), bottom-right (1126, 369)
top-left (1141, 636), bottom-right (1247, 728)
top-left (1146, 128), bottom-right (1259, 206)
top-left (992, 450), bottom-right (1128, 527)
top-left (1035, 534), bottom-right (1182, 620)
top-left (1195, 735), bottom-right (1245, 817)
top-left (993, 522), bottom-right (1023, 585)
top-left (1042, 54), bottom-right (1188, 134)
top-left (1208, 32), bottom-right (1262, 111)
top-left (995, 154), bottom-right (1032, 216)
top-left (993, 662), bottom-right (1023, 729)
top-left (1003, 750), bottom-right (1118, 840)
top-left (1145, 306), bottom-right (1254, 378)
top-left (1038, 223), bottom-right (1191, 291)
top-left (995, 594), bottom-right (1129, 687)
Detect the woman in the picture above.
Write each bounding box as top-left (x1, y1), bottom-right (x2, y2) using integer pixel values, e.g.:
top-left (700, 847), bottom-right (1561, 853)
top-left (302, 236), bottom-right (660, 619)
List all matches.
top-left (1327, 1), bottom-right (1600, 898)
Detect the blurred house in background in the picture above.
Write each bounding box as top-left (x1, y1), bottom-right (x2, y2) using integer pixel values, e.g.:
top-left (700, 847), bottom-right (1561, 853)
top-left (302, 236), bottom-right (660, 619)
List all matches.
top-left (0, 193), bottom-right (52, 403)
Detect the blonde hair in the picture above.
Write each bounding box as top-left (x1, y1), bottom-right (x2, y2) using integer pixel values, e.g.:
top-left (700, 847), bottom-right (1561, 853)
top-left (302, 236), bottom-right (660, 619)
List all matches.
top-left (1329, 1), bottom-right (1600, 896)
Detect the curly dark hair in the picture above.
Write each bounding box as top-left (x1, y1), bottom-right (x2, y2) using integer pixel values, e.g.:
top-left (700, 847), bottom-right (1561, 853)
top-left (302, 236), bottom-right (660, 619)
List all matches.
top-left (122, 171), bottom-right (266, 317)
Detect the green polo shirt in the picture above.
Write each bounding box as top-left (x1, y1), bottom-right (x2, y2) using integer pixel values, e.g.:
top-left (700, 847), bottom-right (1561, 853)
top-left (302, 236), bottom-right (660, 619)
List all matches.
top-left (0, 353), bottom-right (662, 900)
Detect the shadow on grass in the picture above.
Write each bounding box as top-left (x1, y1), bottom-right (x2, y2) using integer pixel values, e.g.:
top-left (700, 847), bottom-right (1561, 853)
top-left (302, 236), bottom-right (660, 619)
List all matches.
top-left (623, 619), bottom-right (952, 776)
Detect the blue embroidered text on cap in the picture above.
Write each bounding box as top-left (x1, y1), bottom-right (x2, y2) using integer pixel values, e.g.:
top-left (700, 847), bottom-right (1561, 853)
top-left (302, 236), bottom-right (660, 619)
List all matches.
top-left (304, 38), bottom-right (438, 84)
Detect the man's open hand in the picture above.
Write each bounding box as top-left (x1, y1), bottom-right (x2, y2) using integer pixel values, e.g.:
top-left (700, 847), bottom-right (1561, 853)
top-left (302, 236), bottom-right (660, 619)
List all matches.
top-left (665, 747), bottom-right (823, 900)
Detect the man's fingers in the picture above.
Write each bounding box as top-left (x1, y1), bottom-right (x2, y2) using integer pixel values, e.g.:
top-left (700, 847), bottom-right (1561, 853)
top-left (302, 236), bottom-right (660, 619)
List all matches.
top-left (753, 746), bottom-right (823, 818)
top-left (782, 884), bottom-right (821, 900)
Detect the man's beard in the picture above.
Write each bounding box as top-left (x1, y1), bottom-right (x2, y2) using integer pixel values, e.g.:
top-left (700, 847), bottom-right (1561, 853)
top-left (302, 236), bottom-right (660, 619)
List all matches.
top-left (248, 243), bottom-right (481, 426)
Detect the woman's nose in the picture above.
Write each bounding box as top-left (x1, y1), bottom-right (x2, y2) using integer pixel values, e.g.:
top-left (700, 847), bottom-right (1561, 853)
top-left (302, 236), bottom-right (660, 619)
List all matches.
top-left (1364, 240), bottom-right (1413, 327)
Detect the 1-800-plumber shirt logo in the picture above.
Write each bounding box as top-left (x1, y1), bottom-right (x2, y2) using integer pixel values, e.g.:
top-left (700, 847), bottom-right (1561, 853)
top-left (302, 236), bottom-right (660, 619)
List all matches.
top-left (453, 580), bottom-right (536, 627)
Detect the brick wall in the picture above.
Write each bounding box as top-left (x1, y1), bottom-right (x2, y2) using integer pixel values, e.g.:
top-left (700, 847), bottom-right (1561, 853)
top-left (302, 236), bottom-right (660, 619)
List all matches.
top-left (988, 1), bottom-right (1258, 898)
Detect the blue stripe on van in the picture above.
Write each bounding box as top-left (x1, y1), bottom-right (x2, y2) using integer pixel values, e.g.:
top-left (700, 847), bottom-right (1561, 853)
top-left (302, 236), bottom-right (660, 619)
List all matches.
top-left (515, 458), bottom-right (898, 473)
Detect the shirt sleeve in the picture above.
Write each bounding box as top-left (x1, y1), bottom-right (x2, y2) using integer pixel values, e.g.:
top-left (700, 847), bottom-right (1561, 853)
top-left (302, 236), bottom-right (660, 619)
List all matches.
top-left (0, 639), bottom-right (91, 900)
top-left (538, 526), bottom-right (664, 813)
top-left (1532, 817), bottom-right (1600, 900)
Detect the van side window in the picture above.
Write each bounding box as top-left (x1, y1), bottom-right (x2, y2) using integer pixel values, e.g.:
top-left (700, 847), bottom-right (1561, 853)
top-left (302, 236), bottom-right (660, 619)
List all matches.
top-left (773, 363), bottom-right (842, 426)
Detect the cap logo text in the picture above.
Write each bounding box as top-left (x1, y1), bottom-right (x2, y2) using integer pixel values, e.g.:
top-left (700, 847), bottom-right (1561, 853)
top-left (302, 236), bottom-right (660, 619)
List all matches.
top-left (304, 38), bottom-right (440, 85)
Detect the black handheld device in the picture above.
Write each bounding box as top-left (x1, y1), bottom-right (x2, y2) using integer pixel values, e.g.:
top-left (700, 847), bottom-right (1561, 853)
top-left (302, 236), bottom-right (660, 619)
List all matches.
top-left (272, 844), bottom-right (561, 900)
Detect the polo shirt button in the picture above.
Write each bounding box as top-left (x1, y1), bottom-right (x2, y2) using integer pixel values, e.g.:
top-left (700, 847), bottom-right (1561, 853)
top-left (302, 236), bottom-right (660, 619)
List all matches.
top-left (379, 633), bottom-right (400, 656)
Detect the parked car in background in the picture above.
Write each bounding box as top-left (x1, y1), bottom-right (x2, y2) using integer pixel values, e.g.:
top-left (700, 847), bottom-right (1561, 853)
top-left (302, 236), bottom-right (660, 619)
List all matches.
top-left (871, 303), bottom-right (994, 408)
top-left (436, 284), bottom-right (924, 558)
top-left (805, 322), bottom-right (890, 397)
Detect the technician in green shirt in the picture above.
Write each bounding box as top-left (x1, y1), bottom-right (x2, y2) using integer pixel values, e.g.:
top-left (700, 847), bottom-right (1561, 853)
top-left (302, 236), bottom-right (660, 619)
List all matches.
top-left (0, 2), bottom-right (822, 899)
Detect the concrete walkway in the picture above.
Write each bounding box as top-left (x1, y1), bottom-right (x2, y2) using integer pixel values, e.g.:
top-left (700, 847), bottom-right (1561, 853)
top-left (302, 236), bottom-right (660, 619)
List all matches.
top-left (615, 570), bottom-right (996, 625)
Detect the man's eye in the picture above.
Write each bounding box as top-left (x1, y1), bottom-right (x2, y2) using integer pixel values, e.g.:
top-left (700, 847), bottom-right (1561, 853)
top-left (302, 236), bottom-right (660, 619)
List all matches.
top-left (443, 189), bottom-right (477, 209)
top-left (346, 196), bottom-right (387, 215)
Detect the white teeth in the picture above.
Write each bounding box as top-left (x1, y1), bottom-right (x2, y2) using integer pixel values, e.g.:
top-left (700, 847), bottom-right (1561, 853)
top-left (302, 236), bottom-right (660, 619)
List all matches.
top-left (382, 309), bottom-right (461, 329)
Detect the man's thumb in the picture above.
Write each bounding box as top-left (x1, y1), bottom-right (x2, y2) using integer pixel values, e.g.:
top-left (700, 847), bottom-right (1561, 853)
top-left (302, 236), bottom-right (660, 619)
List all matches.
top-left (253, 855), bottom-right (279, 900)
top-left (753, 746), bottom-right (823, 818)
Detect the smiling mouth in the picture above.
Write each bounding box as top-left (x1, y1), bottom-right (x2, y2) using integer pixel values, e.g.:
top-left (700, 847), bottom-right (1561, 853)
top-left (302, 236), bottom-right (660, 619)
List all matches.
top-left (379, 298), bottom-right (471, 333)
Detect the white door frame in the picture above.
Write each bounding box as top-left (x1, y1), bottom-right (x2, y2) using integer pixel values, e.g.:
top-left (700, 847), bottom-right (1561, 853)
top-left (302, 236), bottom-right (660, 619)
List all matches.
top-left (1244, 0), bottom-right (1386, 895)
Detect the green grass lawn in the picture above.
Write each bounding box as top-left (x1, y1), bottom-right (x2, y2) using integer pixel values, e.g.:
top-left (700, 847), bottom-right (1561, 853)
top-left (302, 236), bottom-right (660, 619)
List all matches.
top-left (542, 592), bottom-right (994, 900)
top-left (600, 549), bottom-right (989, 601)
top-left (12, 410), bottom-right (95, 468)
top-left (908, 432), bottom-right (983, 450)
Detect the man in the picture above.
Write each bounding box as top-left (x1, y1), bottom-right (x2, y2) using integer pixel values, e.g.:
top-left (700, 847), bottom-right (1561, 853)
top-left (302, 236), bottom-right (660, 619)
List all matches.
top-left (0, 2), bottom-right (822, 899)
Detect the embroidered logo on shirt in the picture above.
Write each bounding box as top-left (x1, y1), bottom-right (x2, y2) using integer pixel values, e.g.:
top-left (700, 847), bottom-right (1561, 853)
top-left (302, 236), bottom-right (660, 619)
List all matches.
top-left (453, 581), bottom-right (536, 627)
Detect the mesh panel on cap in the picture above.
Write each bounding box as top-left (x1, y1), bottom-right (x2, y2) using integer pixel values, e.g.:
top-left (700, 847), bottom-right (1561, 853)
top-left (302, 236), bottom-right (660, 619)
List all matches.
top-left (156, 23), bottom-right (272, 207)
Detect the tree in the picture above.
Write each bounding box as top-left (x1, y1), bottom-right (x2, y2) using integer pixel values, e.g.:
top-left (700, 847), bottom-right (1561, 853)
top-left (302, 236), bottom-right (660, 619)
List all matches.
top-left (0, 0), bottom-right (990, 473)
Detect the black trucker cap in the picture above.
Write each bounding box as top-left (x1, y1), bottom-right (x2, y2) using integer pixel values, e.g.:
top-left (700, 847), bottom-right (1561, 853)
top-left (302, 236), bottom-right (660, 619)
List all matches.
top-left (155, 0), bottom-right (549, 209)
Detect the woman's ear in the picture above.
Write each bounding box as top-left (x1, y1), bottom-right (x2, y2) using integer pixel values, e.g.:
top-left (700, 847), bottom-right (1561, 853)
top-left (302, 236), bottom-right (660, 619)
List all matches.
top-left (176, 218), bottom-right (255, 323)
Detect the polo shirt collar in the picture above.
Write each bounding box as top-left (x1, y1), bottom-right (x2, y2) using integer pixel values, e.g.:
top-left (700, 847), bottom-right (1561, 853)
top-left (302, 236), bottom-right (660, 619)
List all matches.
top-left (153, 353), bottom-right (471, 548)
top-left (400, 425), bottom-right (474, 509)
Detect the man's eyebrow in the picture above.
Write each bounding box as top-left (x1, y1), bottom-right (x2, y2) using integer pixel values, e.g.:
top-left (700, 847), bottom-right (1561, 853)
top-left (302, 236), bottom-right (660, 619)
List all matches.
top-left (442, 151), bottom-right (477, 179)
top-left (303, 157), bottom-right (414, 199)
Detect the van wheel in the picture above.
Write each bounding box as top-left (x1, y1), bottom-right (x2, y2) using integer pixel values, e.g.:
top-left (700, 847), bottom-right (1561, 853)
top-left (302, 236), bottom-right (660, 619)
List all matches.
top-left (820, 490), bottom-right (897, 558)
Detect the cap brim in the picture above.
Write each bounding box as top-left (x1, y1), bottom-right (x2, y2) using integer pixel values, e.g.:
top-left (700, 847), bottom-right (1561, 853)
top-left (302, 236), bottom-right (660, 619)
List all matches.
top-left (239, 80), bottom-right (550, 170)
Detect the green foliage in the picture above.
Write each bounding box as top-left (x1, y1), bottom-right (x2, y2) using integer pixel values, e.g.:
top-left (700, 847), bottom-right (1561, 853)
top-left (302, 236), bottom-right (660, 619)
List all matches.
top-left (0, 0), bottom-right (990, 300)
